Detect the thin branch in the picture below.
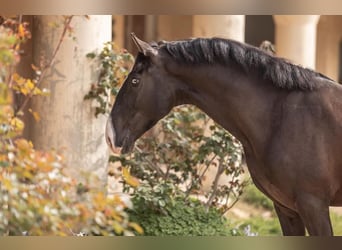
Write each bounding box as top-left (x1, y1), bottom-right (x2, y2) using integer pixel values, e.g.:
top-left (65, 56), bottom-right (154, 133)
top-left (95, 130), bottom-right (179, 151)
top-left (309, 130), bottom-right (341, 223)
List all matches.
top-left (198, 154), bottom-right (217, 181)
top-left (222, 196), bottom-right (240, 214)
top-left (184, 153), bottom-right (217, 197)
top-left (134, 145), bottom-right (165, 177)
top-left (205, 160), bottom-right (225, 210)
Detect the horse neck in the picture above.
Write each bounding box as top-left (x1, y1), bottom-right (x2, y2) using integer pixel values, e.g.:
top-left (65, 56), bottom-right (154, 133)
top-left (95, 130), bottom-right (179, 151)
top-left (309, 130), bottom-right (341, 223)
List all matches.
top-left (170, 63), bottom-right (279, 152)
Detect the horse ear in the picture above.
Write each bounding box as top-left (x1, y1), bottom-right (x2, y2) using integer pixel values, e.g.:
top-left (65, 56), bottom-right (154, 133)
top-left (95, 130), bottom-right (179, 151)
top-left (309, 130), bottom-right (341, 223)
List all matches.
top-left (131, 32), bottom-right (158, 57)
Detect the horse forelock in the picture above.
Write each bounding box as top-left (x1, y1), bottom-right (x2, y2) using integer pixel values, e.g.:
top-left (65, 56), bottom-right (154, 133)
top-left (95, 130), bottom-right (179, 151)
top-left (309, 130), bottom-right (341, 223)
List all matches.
top-left (160, 38), bottom-right (333, 91)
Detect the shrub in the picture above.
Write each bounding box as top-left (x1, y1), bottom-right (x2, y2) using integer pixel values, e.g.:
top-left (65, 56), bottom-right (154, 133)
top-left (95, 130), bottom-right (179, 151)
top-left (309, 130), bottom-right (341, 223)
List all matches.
top-left (0, 16), bottom-right (142, 236)
top-left (127, 183), bottom-right (232, 236)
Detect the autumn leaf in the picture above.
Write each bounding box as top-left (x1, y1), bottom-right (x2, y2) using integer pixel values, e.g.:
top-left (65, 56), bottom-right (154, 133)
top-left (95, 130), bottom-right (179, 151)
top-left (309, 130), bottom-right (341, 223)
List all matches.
top-left (112, 221), bottom-right (124, 235)
top-left (10, 117), bottom-right (24, 132)
top-left (15, 139), bottom-right (33, 154)
top-left (18, 23), bottom-right (25, 38)
top-left (122, 167), bottom-right (139, 188)
top-left (0, 82), bottom-right (12, 105)
top-left (2, 178), bottom-right (13, 190)
top-left (128, 222), bottom-right (144, 235)
top-left (28, 108), bottom-right (41, 122)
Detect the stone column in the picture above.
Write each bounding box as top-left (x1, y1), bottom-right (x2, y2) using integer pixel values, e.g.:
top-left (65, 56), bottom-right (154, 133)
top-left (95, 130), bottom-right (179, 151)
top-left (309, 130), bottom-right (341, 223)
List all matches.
top-left (316, 16), bottom-right (341, 81)
top-left (192, 15), bottom-right (245, 42)
top-left (273, 15), bottom-right (320, 69)
top-left (113, 15), bottom-right (125, 48)
top-left (28, 15), bottom-right (112, 188)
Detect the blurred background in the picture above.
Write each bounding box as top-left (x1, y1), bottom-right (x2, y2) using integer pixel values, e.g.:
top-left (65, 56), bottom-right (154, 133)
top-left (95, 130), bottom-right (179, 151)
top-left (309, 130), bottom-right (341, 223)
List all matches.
top-left (115, 15), bottom-right (341, 81)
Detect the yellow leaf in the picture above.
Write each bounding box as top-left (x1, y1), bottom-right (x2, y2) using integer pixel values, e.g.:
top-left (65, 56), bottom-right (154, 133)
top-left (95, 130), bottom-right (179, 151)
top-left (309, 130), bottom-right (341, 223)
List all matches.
top-left (112, 221), bottom-right (124, 235)
top-left (3, 178), bottom-right (12, 190)
top-left (15, 139), bottom-right (33, 153)
top-left (10, 117), bottom-right (24, 132)
top-left (29, 109), bottom-right (41, 122)
top-left (26, 79), bottom-right (35, 90)
top-left (11, 74), bottom-right (19, 84)
top-left (122, 167), bottom-right (139, 187)
top-left (33, 87), bottom-right (42, 95)
top-left (20, 87), bottom-right (28, 95)
top-left (128, 222), bottom-right (144, 235)
top-left (0, 83), bottom-right (12, 105)
top-left (18, 24), bottom-right (25, 38)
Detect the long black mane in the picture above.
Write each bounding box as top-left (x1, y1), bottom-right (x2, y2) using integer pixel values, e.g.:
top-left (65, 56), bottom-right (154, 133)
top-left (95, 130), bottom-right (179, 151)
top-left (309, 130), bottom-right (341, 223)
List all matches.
top-left (161, 38), bottom-right (333, 91)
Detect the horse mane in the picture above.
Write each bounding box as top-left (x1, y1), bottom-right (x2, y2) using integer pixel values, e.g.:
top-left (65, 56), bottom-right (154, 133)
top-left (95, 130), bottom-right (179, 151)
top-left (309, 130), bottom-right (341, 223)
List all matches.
top-left (161, 38), bottom-right (333, 91)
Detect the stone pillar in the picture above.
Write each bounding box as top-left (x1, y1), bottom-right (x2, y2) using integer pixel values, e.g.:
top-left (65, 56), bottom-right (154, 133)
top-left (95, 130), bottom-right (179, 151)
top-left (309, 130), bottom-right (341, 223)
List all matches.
top-left (273, 15), bottom-right (320, 69)
top-left (28, 15), bottom-right (112, 188)
top-left (192, 15), bottom-right (245, 42)
top-left (113, 15), bottom-right (125, 48)
top-left (316, 16), bottom-right (341, 81)
top-left (144, 15), bottom-right (158, 41)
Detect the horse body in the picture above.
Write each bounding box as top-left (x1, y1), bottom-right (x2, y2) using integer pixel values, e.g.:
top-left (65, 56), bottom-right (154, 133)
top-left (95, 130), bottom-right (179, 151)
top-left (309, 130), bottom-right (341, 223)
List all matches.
top-left (169, 60), bottom-right (342, 235)
top-left (106, 34), bottom-right (342, 235)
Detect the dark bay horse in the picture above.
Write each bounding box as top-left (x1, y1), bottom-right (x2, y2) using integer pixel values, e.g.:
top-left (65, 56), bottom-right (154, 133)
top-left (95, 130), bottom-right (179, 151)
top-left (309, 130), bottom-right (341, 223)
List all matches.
top-left (105, 33), bottom-right (342, 236)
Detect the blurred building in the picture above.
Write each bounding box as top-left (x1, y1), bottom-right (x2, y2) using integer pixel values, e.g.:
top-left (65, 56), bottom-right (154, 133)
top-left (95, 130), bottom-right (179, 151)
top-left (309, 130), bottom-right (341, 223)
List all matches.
top-left (113, 15), bottom-right (342, 82)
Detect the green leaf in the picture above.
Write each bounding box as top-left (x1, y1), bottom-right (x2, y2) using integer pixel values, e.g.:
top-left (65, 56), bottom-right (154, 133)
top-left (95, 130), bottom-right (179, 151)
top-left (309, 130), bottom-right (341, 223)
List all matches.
top-left (86, 52), bottom-right (96, 59)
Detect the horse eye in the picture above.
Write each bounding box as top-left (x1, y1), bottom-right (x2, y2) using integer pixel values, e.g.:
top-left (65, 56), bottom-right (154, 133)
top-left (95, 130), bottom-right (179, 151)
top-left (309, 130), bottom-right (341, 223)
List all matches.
top-left (131, 78), bottom-right (140, 86)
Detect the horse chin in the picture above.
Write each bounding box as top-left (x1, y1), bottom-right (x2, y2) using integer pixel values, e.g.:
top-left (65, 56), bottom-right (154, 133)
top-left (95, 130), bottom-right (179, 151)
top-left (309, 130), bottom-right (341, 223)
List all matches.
top-left (121, 142), bottom-right (134, 154)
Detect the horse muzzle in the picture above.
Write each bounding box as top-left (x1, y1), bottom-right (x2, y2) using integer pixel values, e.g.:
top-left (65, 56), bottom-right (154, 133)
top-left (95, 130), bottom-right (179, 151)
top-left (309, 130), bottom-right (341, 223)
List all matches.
top-left (105, 117), bottom-right (121, 154)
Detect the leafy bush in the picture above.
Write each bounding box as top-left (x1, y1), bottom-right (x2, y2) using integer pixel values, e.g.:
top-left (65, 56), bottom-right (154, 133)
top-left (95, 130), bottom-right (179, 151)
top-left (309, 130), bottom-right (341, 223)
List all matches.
top-left (84, 41), bottom-right (134, 117)
top-left (127, 183), bottom-right (232, 236)
top-left (0, 16), bottom-right (142, 236)
top-left (0, 137), bottom-right (141, 236)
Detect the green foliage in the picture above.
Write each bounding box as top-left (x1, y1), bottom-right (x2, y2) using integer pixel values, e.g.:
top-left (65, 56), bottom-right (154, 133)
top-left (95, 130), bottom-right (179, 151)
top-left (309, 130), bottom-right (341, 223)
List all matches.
top-left (0, 16), bottom-right (141, 236)
top-left (329, 212), bottom-right (342, 236)
top-left (241, 183), bottom-right (274, 211)
top-left (128, 183), bottom-right (232, 236)
top-left (84, 42), bottom-right (134, 117)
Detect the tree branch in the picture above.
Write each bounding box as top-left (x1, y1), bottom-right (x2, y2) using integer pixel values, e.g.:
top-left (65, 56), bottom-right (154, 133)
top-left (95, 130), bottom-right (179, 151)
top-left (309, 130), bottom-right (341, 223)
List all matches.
top-left (14, 15), bottom-right (74, 117)
top-left (205, 160), bottom-right (225, 210)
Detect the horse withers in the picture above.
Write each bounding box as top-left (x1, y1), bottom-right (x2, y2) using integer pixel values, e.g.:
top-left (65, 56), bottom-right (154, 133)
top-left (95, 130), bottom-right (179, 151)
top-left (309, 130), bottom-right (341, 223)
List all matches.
top-left (106, 33), bottom-right (342, 236)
